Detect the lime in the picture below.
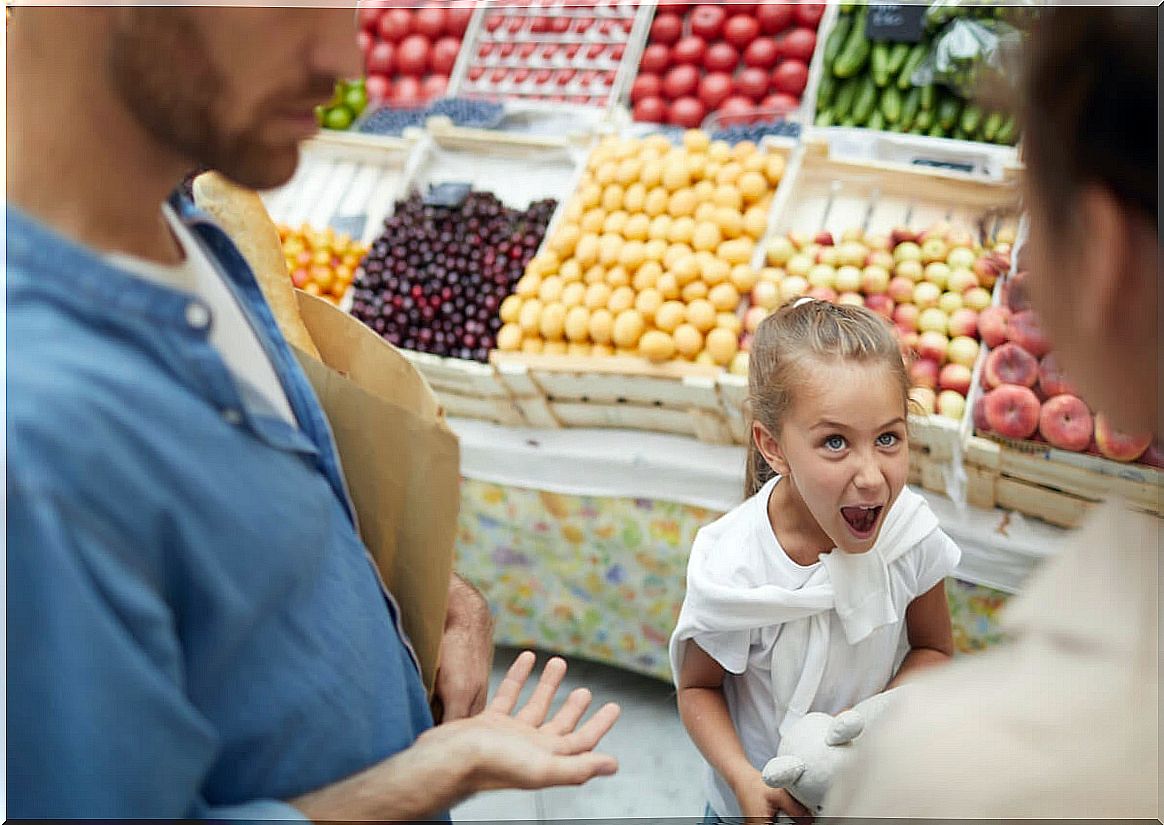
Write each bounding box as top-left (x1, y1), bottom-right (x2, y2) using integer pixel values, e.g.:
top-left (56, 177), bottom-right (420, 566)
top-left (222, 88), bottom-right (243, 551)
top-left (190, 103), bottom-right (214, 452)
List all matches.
top-left (323, 106), bottom-right (353, 131)
top-left (314, 104), bottom-right (327, 126)
top-left (343, 84), bottom-right (368, 117)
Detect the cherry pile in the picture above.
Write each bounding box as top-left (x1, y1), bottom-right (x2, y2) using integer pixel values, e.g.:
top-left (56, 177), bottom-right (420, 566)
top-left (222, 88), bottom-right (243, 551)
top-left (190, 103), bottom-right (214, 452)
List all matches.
top-left (350, 191), bottom-right (557, 362)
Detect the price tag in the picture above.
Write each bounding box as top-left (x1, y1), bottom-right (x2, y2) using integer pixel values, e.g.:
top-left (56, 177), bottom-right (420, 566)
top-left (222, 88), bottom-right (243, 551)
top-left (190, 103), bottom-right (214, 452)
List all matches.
top-left (867, 4), bottom-right (927, 43)
top-left (423, 182), bottom-right (473, 208)
top-left (329, 214), bottom-right (367, 240)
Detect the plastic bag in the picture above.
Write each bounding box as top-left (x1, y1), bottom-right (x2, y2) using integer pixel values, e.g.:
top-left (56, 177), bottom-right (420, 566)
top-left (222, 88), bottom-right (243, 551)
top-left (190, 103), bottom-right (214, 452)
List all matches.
top-left (912, 18), bottom-right (1025, 98)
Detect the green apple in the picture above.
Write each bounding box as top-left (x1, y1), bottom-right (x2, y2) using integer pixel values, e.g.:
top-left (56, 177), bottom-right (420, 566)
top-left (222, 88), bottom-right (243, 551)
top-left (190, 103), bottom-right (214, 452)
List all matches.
top-left (834, 265), bottom-right (862, 293)
top-left (913, 281), bottom-right (942, 310)
top-left (937, 290), bottom-right (963, 314)
top-left (963, 286), bottom-right (992, 311)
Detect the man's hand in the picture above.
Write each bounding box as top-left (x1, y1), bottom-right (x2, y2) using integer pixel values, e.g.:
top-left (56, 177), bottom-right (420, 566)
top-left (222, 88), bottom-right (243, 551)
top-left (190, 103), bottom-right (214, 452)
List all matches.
top-left (731, 768), bottom-right (813, 825)
top-left (435, 574), bottom-right (494, 722)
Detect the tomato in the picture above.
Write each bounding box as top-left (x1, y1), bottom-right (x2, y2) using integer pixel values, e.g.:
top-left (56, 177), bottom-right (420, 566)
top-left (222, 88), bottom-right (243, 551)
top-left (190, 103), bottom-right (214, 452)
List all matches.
top-left (649, 13), bottom-right (684, 45)
top-left (633, 96), bottom-right (668, 123)
top-left (631, 73), bottom-right (663, 103)
top-left (377, 8), bottom-right (412, 43)
top-left (421, 74), bottom-right (448, 101)
top-left (735, 66), bottom-right (770, 102)
top-left (756, 3), bottom-right (794, 35)
top-left (697, 71), bottom-right (734, 110)
top-left (770, 59), bottom-right (808, 96)
top-left (446, 4), bottom-right (473, 36)
top-left (779, 27), bottom-right (817, 62)
top-left (742, 38), bottom-right (780, 69)
top-left (414, 5), bottom-right (446, 39)
top-left (794, 3), bottom-right (825, 29)
top-left (759, 92), bottom-right (800, 116)
top-left (669, 96), bottom-right (707, 128)
top-left (671, 35), bottom-right (707, 66)
top-left (396, 34), bottom-right (431, 77)
top-left (430, 36), bottom-right (461, 76)
top-left (663, 64), bottom-right (700, 99)
top-left (703, 41), bottom-right (740, 73)
top-left (722, 15), bottom-right (760, 49)
top-left (717, 95), bottom-right (756, 125)
top-left (367, 41), bottom-right (394, 75)
top-left (640, 43), bottom-right (671, 74)
top-left (689, 4), bottom-right (727, 39)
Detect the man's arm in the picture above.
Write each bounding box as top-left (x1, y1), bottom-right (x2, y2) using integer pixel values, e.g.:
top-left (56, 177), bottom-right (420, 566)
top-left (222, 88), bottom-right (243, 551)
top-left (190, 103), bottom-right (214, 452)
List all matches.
top-left (436, 573), bottom-right (495, 721)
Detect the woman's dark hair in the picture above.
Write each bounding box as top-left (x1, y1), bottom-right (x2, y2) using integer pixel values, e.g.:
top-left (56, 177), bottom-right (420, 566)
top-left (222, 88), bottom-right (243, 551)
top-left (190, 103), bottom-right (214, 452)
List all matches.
top-left (1021, 8), bottom-right (1157, 228)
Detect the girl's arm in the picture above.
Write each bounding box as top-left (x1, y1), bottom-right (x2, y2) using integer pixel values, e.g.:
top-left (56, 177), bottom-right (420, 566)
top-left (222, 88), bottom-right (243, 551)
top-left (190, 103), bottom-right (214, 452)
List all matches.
top-left (886, 581), bottom-right (955, 689)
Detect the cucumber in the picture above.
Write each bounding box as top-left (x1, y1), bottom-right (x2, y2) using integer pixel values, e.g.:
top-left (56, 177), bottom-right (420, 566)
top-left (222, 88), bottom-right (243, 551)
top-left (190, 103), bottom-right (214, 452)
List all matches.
top-left (960, 104), bottom-right (983, 136)
top-left (867, 109), bottom-right (886, 132)
top-left (832, 77), bottom-right (860, 121)
top-left (880, 87), bottom-right (903, 124)
top-left (851, 75), bottom-right (879, 125)
top-left (816, 72), bottom-right (838, 110)
top-left (920, 84), bottom-right (936, 111)
top-left (833, 7), bottom-right (870, 79)
top-left (897, 42), bottom-right (929, 90)
top-left (886, 42), bottom-right (911, 75)
top-left (871, 43), bottom-right (892, 87)
top-left (841, 117), bottom-right (858, 128)
top-left (815, 108), bottom-right (835, 127)
top-left (823, 13), bottom-right (854, 66)
top-left (981, 111), bottom-right (1003, 142)
top-left (912, 108), bottom-right (934, 131)
top-left (995, 114), bottom-right (1018, 144)
top-left (928, 122), bottom-right (947, 139)
top-left (900, 86), bottom-right (922, 130)
top-left (938, 95), bottom-right (962, 131)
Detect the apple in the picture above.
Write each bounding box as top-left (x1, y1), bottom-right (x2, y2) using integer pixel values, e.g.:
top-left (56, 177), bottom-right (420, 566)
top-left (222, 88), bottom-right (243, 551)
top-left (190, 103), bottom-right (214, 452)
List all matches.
top-left (893, 241), bottom-right (922, 265)
top-left (779, 275), bottom-right (810, 302)
top-left (751, 280), bottom-right (780, 310)
top-left (1094, 413), bottom-right (1153, 462)
top-left (1038, 352), bottom-right (1079, 398)
top-left (837, 291), bottom-right (864, 307)
top-left (946, 267), bottom-right (979, 294)
top-left (918, 331), bottom-right (949, 363)
top-left (786, 253), bottom-right (813, 278)
top-left (983, 342), bottom-right (1039, 389)
top-left (650, 12), bottom-right (683, 44)
top-left (894, 260), bottom-right (924, 283)
top-left (963, 286), bottom-right (992, 312)
top-left (938, 389), bottom-right (968, 421)
top-left (909, 358), bottom-right (940, 390)
top-left (937, 290), bottom-right (963, 315)
top-left (946, 247), bottom-right (977, 271)
top-left (893, 303), bottom-right (920, 331)
top-left (865, 294), bottom-right (895, 319)
top-left (972, 394), bottom-right (990, 432)
top-left (703, 41), bottom-right (740, 73)
top-left (766, 236), bottom-right (796, 267)
top-left (913, 281), bottom-right (942, 310)
top-left (861, 265), bottom-right (890, 294)
top-left (890, 226), bottom-right (918, 246)
top-left (808, 286), bottom-right (838, 303)
top-left (983, 385), bottom-right (1041, 439)
top-left (744, 304), bottom-right (769, 333)
top-left (816, 246), bottom-right (840, 267)
top-left (972, 256), bottom-right (1001, 289)
top-left (807, 264), bottom-right (836, 290)
top-left (864, 234), bottom-right (891, 253)
top-left (920, 237), bottom-right (949, 265)
top-left (690, 4), bottom-right (727, 39)
top-left (1039, 395), bottom-right (1093, 452)
top-left (947, 307), bottom-right (978, 339)
top-left (836, 241), bottom-right (868, 268)
top-left (978, 306), bottom-right (1012, 348)
top-left (898, 329), bottom-right (920, 354)
top-left (887, 276), bottom-right (915, 304)
top-left (948, 335), bottom-right (980, 368)
top-left (939, 363), bottom-right (973, 396)
top-left (910, 386), bottom-right (937, 415)
top-left (787, 231), bottom-right (812, 250)
top-left (918, 307), bottom-right (948, 335)
top-left (1008, 310), bottom-right (1051, 358)
top-left (834, 265), bottom-right (862, 293)
top-left (923, 262), bottom-right (951, 290)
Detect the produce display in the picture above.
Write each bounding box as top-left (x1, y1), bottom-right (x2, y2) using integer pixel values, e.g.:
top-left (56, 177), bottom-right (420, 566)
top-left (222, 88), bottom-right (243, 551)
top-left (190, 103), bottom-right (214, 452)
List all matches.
top-left (747, 221), bottom-right (1013, 420)
top-left (631, 2), bottom-right (824, 127)
top-left (357, 97), bottom-right (505, 137)
top-left (350, 190), bottom-right (557, 362)
top-left (972, 269), bottom-right (1161, 466)
top-left (812, 3), bottom-right (1020, 144)
top-left (458, 0), bottom-right (638, 107)
top-left (357, 2), bottom-right (473, 107)
top-left (279, 224), bottom-right (368, 305)
top-left (497, 130), bottom-right (784, 366)
top-left (316, 78), bottom-right (369, 132)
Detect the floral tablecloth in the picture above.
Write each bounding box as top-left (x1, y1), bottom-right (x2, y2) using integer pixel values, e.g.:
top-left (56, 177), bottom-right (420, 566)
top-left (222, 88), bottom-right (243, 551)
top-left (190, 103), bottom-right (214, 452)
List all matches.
top-left (456, 479), bottom-right (1013, 682)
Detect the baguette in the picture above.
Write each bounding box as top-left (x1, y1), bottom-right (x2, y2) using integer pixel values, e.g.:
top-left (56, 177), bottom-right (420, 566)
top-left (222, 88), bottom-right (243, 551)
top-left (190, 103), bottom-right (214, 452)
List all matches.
top-left (192, 171), bottom-right (321, 360)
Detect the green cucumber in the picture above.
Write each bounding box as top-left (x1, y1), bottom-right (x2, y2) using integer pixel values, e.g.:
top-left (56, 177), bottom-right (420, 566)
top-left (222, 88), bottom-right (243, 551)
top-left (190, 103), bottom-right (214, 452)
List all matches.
top-left (833, 7), bottom-right (871, 79)
top-left (912, 108), bottom-right (934, 132)
top-left (816, 72), bottom-right (837, 110)
top-left (823, 13), bottom-right (854, 66)
top-left (938, 95), bottom-right (962, 131)
top-left (851, 75), bottom-right (879, 125)
top-left (981, 111), bottom-right (1003, 142)
top-left (897, 42), bottom-right (929, 90)
top-left (815, 108), bottom-right (835, 127)
top-left (880, 87), bottom-right (904, 124)
top-left (960, 104), bottom-right (983, 136)
top-left (867, 109), bottom-right (886, 132)
top-left (995, 114), bottom-right (1018, 144)
top-left (928, 122), bottom-right (947, 139)
top-left (832, 77), bottom-right (860, 121)
top-left (920, 84), bottom-right (936, 111)
top-left (900, 86), bottom-right (922, 130)
top-left (886, 42), bottom-right (912, 75)
top-left (872, 42), bottom-right (892, 87)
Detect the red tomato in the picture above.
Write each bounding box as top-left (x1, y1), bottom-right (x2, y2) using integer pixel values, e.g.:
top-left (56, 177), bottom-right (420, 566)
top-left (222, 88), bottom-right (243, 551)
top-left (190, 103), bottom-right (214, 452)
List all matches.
top-left (742, 38), bottom-right (779, 69)
top-left (393, 76), bottom-right (422, 106)
top-left (794, 3), bottom-right (825, 29)
top-left (735, 66), bottom-right (770, 101)
top-left (759, 92), bottom-right (800, 115)
top-left (357, 30), bottom-right (373, 56)
top-left (430, 37), bottom-right (460, 76)
top-left (671, 36), bottom-right (707, 66)
top-left (690, 4), bottom-right (727, 40)
top-left (396, 34), bottom-right (431, 77)
top-left (367, 41), bottom-right (395, 75)
top-left (780, 27), bottom-right (817, 62)
top-left (669, 96), bottom-right (708, 128)
top-left (378, 8), bottom-right (413, 43)
top-left (717, 95), bottom-right (757, 125)
top-left (446, 5), bottom-right (473, 36)
top-left (770, 59), bottom-right (808, 96)
top-left (649, 13), bottom-right (684, 45)
top-left (357, 5), bottom-right (383, 31)
top-left (421, 74), bottom-right (448, 100)
top-left (756, 3), bottom-right (794, 34)
top-left (631, 74), bottom-right (663, 102)
top-left (697, 71), bottom-right (734, 110)
top-left (365, 73), bottom-right (392, 102)
top-left (722, 15), bottom-right (760, 49)
top-left (634, 96), bottom-right (668, 122)
top-left (640, 43), bottom-right (672, 74)
top-left (414, 6), bottom-right (447, 39)
top-left (703, 41), bottom-right (740, 73)
top-left (663, 64), bottom-right (700, 99)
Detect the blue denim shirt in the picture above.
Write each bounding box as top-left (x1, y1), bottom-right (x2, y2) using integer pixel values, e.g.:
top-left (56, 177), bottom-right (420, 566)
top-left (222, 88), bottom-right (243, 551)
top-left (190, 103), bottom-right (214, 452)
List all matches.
top-left (6, 196), bottom-right (437, 819)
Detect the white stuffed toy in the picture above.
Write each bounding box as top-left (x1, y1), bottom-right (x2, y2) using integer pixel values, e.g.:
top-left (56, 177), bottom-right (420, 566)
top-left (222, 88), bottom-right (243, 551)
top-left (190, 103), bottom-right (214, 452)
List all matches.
top-left (762, 687), bottom-right (908, 815)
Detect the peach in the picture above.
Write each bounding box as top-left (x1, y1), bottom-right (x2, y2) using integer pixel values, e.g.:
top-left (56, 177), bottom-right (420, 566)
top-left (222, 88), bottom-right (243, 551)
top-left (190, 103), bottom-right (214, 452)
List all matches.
top-left (1094, 413), bottom-right (1153, 462)
top-left (978, 306), bottom-right (1012, 348)
top-left (947, 307), bottom-right (978, 339)
top-left (1003, 270), bottom-right (1032, 313)
top-left (939, 363), bottom-right (972, 396)
top-left (888, 276), bottom-right (916, 304)
top-left (909, 386), bottom-right (937, 415)
top-left (937, 389), bottom-right (967, 421)
top-left (918, 307), bottom-right (948, 335)
top-left (984, 342), bottom-right (1039, 389)
top-left (861, 265), bottom-right (891, 294)
top-left (937, 290), bottom-right (963, 315)
top-left (817, 246), bottom-right (840, 267)
top-left (924, 262), bottom-right (951, 290)
top-left (1038, 394), bottom-right (1093, 452)
top-left (917, 331), bottom-right (949, 363)
top-left (1140, 442), bottom-right (1164, 468)
top-left (835, 265), bottom-right (863, 293)
top-left (864, 294), bottom-right (895, 319)
top-left (946, 267), bottom-right (979, 294)
top-left (963, 286), bottom-right (992, 312)
top-left (808, 286), bottom-right (838, 303)
top-left (1007, 310), bottom-right (1051, 358)
top-left (947, 336), bottom-right (980, 368)
top-left (894, 259), bottom-right (924, 282)
top-left (913, 281), bottom-right (942, 309)
top-left (1037, 352), bottom-right (1079, 398)
top-left (909, 357), bottom-right (940, 389)
top-left (983, 385), bottom-right (1041, 440)
top-left (893, 303), bottom-right (920, 331)
top-left (893, 241), bottom-right (922, 265)
top-left (972, 394), bottom-right (990, 432)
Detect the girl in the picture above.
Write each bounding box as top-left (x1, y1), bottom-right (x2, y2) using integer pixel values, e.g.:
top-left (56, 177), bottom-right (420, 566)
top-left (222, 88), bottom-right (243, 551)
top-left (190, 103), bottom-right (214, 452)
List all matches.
top-left (671, 298), bottom-right (961, 823)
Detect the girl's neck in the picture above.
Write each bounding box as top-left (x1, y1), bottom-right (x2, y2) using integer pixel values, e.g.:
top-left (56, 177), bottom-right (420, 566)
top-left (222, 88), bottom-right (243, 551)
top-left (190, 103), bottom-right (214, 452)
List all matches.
top-left (768, 476), bottom-right (834, 567)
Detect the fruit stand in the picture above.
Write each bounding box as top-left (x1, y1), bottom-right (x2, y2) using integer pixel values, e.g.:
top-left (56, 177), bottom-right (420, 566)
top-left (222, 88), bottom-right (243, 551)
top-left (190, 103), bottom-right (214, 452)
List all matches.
top-left (257, 0), bottom-right (1161, 681)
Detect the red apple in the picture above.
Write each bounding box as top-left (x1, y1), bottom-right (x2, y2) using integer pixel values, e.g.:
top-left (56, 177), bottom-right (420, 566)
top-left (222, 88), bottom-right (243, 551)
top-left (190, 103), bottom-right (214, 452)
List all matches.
top-left (1038, 352), bottom-right (1079, 398)
top-left (978, 306), bottom-right (1012, 348)
top-left (779, 27), bottom-right (817, 62)
top-left (632, 74), bottom-right (663, 103)
top-left (1007, 310), bottom-right (1051, 358)
top-left (633, 96), bottom-right (668, 123)
top-left (640, 43), bottom-right (672, 74)
top-left (735, 67), bottom-right (770, 102)
top-left (756, 3), bottom-right (794, 34)
top-left (770, 59), bottom-right (809, 96)
top-left (1094, 413), bottom-right (1153, 462)
top-left (983, 385), bottom-right (1041, 440)
top-left (668, 96), bottom-right (708, 128)
top-left (815, 231), bottom-right (835, 246)
top-left (672, 36), bottom-right (708, 66)
top-left (1038, 395), bottom-right (1093, 452)
top-left (378, 8), bottom-right (413, 42)
top-left (864, 294), bottom-right (895, 319)
top-left (367, 41), bottom-right (395, 75)
top-left (794, 3), bottom-right (826, 28)
top-left (983, 342), bottom-right (1039, 389)
top-left (663, 65), bottom-right (700, 99)
top-left (909, 358), bottom-right (940, 390)
top-left (430, 36), bottom-right (461, 76)
top-left (650, 12), bottom-right (684, 44)
top-left (939, 363), bottom-right (973, 396)
top-left (704, 41), bottom-right (741, 73)
top-left (723, 15), bottom-right (761, 48)
top-left (690, 4), bottom-right (727, 40)
top-left (918, 330), bottom-right (949, 363)
top-left (743, 38), bottom-right (781, 69)
top-left (698, 72), bottom-right (735, 110)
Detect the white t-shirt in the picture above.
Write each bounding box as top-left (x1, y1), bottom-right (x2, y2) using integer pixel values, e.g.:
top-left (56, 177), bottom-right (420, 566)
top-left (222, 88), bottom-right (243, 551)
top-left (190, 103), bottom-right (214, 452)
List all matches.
top-left (685, 477), bottom-right (960, 817)
top-left (109, 206), bottom-right (297, 426)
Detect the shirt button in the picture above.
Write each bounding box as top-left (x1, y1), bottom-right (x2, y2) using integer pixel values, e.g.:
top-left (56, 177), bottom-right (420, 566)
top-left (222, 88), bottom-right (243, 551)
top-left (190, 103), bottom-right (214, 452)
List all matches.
top-left (222, 408), bottom-right (243, 425)
top-left (185, 302), bottom-right (211, 330)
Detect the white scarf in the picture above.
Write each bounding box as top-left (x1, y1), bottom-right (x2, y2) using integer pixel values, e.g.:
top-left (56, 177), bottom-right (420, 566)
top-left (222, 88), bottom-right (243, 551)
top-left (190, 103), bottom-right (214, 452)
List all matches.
top-left (669, 477), bottom-right (939, 733)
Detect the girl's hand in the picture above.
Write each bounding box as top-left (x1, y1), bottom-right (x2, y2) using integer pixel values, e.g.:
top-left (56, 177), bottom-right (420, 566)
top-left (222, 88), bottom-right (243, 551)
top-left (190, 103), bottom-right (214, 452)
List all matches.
top-left (732, 769), bottom-right (814, 824)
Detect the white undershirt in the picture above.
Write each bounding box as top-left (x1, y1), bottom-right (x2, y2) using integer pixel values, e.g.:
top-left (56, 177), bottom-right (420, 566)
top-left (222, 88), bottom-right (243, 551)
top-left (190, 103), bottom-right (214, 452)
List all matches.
top-left (109, 206), bottom-right (297, 426)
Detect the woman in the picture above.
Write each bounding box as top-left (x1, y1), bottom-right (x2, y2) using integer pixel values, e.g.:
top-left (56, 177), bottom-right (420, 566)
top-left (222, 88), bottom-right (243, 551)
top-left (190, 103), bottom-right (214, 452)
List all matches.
top-left (826, 7), bottom-right (1159, 818)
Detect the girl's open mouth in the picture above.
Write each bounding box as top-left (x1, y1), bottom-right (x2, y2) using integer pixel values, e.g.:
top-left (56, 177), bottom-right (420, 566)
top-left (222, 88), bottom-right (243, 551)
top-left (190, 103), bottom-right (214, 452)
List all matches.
top-left (840, 504), bottom-right (883, 538)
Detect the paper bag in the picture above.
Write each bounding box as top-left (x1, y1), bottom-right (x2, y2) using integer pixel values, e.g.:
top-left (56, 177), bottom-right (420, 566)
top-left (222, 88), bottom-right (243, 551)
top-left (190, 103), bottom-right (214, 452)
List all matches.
top-left (292, 290), bottom-right (459, 698)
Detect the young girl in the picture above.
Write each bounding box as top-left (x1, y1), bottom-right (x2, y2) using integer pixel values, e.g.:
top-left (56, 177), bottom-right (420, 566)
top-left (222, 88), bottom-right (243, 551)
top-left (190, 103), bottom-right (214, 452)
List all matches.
top-left (671, 298), bottom-right (961, 823)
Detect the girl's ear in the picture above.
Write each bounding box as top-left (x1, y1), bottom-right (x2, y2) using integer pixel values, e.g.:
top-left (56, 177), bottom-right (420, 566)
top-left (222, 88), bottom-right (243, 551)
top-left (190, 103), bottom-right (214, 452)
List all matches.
top-left (753, 421), bottom-right (790, 477)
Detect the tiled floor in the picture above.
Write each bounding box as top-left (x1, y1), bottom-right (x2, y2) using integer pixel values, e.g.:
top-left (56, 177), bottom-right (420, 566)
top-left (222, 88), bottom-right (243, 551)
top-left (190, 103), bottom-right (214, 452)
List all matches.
top-left (451, 646), bottom-right (708, 822)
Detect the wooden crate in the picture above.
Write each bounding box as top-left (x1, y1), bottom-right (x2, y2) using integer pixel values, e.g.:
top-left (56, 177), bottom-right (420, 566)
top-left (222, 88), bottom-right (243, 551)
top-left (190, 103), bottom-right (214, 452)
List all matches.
top-left (398, 351), bottom-right (525, 427)
top-left (493, 353), bottom-right (734, 444)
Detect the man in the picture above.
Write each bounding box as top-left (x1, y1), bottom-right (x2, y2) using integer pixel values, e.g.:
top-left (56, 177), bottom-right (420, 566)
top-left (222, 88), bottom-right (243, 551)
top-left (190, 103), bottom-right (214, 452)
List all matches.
top-left (6, 7), bottom-right (618, 819)
top-left (826, 7), bottom-right (1159, 819)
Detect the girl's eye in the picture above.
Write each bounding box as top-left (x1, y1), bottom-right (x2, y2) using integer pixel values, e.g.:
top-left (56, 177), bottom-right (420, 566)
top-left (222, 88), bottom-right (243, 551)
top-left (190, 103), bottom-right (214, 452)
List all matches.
top-left (877, 433), bottom-right (899, 448)
top-left (824, 435), bottom-right (847, 451)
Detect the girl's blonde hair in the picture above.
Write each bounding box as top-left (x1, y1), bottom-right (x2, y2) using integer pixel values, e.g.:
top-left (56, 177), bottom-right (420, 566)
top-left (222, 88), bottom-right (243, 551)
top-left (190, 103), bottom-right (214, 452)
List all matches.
top-left (744, 299), bottom-right (910, 498)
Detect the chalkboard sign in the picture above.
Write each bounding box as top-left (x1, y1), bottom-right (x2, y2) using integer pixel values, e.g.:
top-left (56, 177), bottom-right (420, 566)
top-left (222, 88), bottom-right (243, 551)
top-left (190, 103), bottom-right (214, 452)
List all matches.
top-left (423, 182), bottom-right (473, 208)
top-left (867, 4), bottom-right (927, 43)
